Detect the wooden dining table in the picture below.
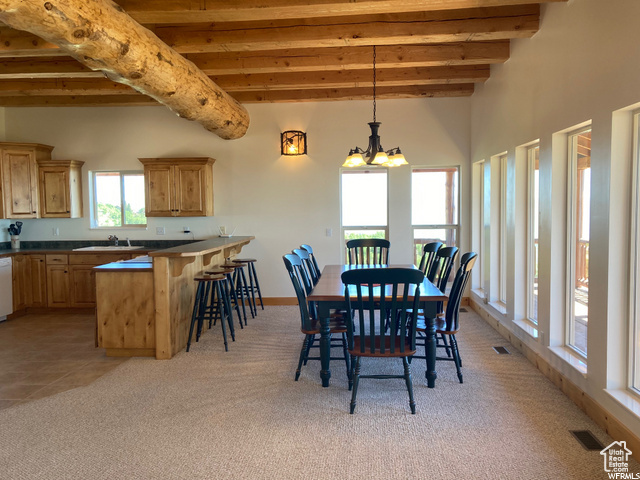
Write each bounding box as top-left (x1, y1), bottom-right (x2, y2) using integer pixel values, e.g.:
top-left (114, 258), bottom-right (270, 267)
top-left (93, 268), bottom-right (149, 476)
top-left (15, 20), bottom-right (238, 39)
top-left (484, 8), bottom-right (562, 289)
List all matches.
top-left (307, 264), bottom-right (448, 388)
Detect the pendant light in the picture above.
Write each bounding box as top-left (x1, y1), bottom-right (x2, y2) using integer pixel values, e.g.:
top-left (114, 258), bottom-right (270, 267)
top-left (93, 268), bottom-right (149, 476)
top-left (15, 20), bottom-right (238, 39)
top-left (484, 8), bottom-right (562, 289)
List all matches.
top-left (342, 46), bottom-right (408, 168)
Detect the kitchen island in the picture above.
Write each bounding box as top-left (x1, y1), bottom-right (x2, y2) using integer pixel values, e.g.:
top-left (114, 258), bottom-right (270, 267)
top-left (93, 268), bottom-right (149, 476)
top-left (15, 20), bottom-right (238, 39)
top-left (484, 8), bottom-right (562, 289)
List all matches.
top-left (95, 236), bottom-right (254, 359)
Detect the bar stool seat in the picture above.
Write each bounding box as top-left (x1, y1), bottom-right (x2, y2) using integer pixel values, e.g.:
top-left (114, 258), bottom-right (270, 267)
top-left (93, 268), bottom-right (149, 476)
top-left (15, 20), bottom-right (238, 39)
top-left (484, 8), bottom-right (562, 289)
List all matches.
top-left (187, 274), bottom-right (235, 352)
top-left (232, 258), bottom-right (264, 313)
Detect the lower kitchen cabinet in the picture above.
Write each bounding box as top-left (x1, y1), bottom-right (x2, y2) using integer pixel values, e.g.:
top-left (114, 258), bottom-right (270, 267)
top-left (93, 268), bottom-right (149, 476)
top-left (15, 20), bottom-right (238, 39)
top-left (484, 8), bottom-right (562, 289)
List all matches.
top-left (69, 265), bottom-right (97, 307)
top-left (12, 254), bottom-right (30, 311)
top-left (28, 255), bottom-right (47, 307)
top-left (46, 264), bottom-right (70, 308)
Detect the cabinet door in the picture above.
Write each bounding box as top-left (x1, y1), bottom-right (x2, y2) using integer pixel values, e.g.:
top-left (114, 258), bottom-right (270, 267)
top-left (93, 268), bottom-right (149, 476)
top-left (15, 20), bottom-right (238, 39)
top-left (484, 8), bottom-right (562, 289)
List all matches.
top-left (69, 265), bottom-right (97, 307)
top-left (12, 255), bottom-right (30, 311)
top-left (174, 164), bottom-right (207, 216)
top-left (2, 149), bottom-right (38, 218)
top-left (46, 265), bottom-right (69, 307)
top-left (144, 164), bottom-right (175, 216)
top-left (39, 167), bottom-right (70, 217)
top-left (29, 255), bottom-right (47, 307)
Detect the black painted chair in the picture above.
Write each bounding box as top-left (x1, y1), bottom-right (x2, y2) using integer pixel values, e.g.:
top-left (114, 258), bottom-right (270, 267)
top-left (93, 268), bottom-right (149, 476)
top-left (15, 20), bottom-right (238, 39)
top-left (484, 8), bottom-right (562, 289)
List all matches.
top-left (292, 248), bottom-right (319, 289)
top-left (283, 254), bottom-right (350, 382)
top-left (346, 238), bottom-right (390, 265)
top-left (418, 241), bottom-right (443, 277)
top-left (341, 267), bottom-right (424, 414)
top-left (414, 252), bottom-right (477, 383)
top-left (300, 244), bottom-right (321, 284)
top-left (427, 246), bottom-right (459, 316)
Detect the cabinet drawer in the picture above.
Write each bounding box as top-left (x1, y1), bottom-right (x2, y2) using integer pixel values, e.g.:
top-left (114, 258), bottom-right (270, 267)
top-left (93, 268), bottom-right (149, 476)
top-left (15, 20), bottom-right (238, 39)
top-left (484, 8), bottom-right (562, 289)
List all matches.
top-left (69, 254), bottom-right (132, 265)
top-left (46, 254), bottom-right (68, 265)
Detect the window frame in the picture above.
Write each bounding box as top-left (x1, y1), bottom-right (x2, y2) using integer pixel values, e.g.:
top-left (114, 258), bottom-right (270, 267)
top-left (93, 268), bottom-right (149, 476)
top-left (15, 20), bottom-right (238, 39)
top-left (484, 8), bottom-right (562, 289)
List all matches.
top-left (565, 126), bottom-right (592, 359)
top-left (526, 144), bottom-right (540, 324)
top-left (91, 170), bottom-right (147, 229)
top-left (340, 168), bottom-right (389, 261)
top-left (630, 111), bottom-right (640, 394)
top-left (410, 166), bottom-right (460, 265)
top-left (499, 154), bottom-right (508, 304)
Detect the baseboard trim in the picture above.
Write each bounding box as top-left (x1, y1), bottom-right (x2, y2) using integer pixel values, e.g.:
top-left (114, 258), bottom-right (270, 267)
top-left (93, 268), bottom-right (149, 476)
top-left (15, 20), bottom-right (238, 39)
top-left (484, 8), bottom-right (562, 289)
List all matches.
top-left (469, 298), bottom-right (640, 459)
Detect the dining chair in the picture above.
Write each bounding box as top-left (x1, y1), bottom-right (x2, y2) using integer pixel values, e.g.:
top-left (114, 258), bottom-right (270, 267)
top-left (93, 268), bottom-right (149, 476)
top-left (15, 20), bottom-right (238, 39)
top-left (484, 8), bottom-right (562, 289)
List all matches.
top-left (283, 254), bottom-right (350, 382)
top-left (414, 252), bottom-right (477, 383)
top-left (346, 238), bottom-right (390, 265)
top-left (292, 248), bottom-right (319, 287)
top-left (418, 241), bottom-right (443, 276)
top-left (341, 267), bottom-right (424, 414)
top-left (300, 244), bottom-right (321, 284)
top-left (427, 246), bottom-right (459, 315)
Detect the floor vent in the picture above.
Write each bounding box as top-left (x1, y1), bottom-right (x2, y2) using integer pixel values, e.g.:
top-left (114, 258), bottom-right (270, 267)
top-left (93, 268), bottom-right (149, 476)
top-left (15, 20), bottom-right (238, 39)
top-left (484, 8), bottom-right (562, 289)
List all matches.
top-left (571, 430), bottom-right (604, 451)
top-left (492, 346), bottom-right (510, 354)
top-left (460, 308), bottom-right (468, 312)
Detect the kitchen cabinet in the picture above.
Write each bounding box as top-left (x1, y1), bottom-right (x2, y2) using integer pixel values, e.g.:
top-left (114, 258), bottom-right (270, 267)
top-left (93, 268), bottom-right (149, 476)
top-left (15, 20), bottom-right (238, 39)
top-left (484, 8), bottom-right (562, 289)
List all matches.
top-left (12, 254), bottom-right (30, 311)
top-left (139, 157), bottom-right (215, 217)
top-left (37, 160), bottom-right (84, 218)
top-left (46, 255), bottom-right (70, 308)
top-left (28, 255), bottom-right (47, 308)
top-left (1, 142), bottom-right (53, 219)
top-left (69, 253), bottom-right (131, 307)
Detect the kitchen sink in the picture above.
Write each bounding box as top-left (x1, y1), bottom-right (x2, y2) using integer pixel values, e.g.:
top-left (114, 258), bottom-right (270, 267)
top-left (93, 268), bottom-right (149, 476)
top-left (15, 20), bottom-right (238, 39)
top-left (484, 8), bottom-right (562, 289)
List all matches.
top-left (72, 246), bottom-right (145, 251)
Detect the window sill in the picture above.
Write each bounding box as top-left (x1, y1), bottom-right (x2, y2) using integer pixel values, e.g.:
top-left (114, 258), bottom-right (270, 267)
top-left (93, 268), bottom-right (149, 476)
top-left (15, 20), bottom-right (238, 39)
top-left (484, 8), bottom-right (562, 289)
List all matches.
top-left (513, 319), bottom-right (539, 340)
top-left (605, 389), bottom-right (640, 418)
top-left (488, 301), bottom-right (507, 316)
top-left (549, 346), bottom-right (587, 376)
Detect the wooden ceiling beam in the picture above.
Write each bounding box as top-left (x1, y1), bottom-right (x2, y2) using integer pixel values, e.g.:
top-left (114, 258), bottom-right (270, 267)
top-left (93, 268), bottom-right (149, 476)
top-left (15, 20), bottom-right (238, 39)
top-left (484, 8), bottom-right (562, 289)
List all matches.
top-left (0, 0), bottom-right (249, 139)
top-left (0, 42), bottom-right (508, 79)
top-left (0, 84), bottom-right (474, 106)
top-left (156, 6), bottom-right (539, 54)
top-left (117, 0), bottom-right (564, 24)
top-left (0, 65), bottom-right (489, 95)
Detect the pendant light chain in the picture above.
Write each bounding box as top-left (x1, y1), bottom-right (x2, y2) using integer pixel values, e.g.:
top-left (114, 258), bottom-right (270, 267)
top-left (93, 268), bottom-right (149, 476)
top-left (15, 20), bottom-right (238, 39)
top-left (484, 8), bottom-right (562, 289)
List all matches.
top-left (372, 45), bottom-right (377, 123)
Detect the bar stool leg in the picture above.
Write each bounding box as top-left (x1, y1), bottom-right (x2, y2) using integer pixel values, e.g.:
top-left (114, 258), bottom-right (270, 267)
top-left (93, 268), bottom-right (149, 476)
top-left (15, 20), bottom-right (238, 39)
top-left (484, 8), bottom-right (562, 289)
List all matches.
top-left (215, 282), bottom-right (230, 351)
top-left (187, 282), bottom-right (204, 352)
top-left (233, 269), bottom-right (249, 325)
top-left (249, 262), bottom-right (264, 310)
top-left (220, 278), bottom-right (235, 342)
top-left (238, 266), bottom-right (255, 319)
top-left (226, 272), bottom-right (244, 330)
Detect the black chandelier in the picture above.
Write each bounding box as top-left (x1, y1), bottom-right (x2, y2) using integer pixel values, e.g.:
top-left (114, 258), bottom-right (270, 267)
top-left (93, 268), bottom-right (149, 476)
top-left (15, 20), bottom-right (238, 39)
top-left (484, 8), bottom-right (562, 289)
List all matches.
top-left (342, 46), bottom-right (407, 168)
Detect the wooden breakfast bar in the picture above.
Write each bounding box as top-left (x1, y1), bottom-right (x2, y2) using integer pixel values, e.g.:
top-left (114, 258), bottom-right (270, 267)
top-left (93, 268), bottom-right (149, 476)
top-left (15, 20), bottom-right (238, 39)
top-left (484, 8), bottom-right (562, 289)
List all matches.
top-left (94, 236), bottom-right (254, 359)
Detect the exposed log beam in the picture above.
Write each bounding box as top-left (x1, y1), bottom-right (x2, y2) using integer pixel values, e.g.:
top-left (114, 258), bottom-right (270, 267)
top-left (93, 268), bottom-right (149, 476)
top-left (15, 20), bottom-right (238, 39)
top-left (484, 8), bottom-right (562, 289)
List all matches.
top-left (0, 42), bottom-right (508, 79)
top-left (0, 83), bottom-right (474, 106)
top-left (116, 0), bottom-right (565, 24)
top-left (0, 0), bottom-right (249, 139)
top-left (0, 65), bottom-right (488, 95)
top-left (156, 6), bottom-right (539, 54)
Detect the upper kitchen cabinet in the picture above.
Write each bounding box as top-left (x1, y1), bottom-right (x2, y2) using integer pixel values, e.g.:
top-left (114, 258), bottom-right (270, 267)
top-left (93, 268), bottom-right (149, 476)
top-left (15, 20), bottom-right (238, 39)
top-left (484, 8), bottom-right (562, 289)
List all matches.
top-left (1, 142), bottom-right (53, 219)
top-left (139, 158), bottom-right (215, 217)
top-left (37, 160), bottom-right (84, 218)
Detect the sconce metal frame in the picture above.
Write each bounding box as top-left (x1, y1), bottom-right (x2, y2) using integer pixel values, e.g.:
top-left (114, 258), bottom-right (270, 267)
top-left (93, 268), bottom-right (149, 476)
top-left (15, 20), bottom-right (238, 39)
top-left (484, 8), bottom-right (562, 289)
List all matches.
top-left (281, 130), bottom-right (307, 156)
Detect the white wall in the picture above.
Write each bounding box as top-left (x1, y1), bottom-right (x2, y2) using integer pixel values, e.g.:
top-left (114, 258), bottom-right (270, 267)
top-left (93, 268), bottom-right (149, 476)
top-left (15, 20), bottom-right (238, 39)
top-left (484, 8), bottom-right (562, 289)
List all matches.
top-left (2, 97), bottom-right (471, 297)
top-left (470, 0), bottom-right (640, 435)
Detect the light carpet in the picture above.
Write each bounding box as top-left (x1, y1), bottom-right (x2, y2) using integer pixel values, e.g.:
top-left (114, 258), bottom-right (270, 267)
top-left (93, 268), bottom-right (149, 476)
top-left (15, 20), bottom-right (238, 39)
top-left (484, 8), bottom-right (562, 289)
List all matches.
top-left (0, 306), bottom-right (637, 479)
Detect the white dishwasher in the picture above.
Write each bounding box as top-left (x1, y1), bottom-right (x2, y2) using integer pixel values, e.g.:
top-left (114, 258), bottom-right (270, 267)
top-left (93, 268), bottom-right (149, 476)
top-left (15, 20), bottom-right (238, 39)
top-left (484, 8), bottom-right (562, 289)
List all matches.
top-left (0, 257), bottom-right (12, 321)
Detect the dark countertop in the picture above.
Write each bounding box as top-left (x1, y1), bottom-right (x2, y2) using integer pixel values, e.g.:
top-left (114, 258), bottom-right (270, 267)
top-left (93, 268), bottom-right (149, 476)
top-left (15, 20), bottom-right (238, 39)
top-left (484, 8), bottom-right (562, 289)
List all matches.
top-left (0, 240), bottom-right (196, 258)
top-left (148, 236), bottom-right (255, 257)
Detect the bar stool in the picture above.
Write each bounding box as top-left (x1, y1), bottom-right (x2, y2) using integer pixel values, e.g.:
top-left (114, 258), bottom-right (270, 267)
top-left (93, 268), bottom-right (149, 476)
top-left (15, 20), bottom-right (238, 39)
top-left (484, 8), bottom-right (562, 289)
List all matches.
top-left (205, 266), bottom-right (244, 331)
top-left (187, 274), bottom-right (235, 352)
top-left (233, 258), bottom-right (264, 313)
top-left (221, 261), bottom-right (252, 325)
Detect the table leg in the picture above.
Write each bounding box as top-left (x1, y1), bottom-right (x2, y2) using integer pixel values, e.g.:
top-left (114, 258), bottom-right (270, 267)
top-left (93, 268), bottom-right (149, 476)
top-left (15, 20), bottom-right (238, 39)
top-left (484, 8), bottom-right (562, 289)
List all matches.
top-left (423, 302), bottom-right (438, 388)
top-left (317, 303), bottom-right (332, 387)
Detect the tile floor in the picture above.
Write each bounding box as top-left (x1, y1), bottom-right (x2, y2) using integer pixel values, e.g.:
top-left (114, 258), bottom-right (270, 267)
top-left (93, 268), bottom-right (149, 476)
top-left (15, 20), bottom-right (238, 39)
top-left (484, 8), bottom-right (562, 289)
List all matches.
top-left (0, 313), bottom-right (128, 410)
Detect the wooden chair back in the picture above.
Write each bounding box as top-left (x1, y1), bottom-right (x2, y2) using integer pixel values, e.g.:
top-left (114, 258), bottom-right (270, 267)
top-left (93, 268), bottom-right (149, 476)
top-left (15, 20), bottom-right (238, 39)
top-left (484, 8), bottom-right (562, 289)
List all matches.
top-left (427, 246), bottom-right (459, 291)
top-left (442, 253), bottom-right (477, 332)
top-left (341, 267), bottom-right (424, 356)
top-left (300, 244), bottom-right (321, 282)
top-left (283, 254), bottom-right (314, 332)
top-left (418, 241), bottom-right (443, 275)
top-left (346, 238), bottom-right (390, 266)
top-left (293, 248), bottom-right (319, 286)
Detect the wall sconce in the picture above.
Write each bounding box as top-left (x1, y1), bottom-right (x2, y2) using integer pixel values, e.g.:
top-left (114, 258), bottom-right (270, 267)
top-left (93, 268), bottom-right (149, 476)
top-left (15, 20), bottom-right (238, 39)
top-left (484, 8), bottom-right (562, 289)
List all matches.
top-left (281, 130), bottom-right (307, 156)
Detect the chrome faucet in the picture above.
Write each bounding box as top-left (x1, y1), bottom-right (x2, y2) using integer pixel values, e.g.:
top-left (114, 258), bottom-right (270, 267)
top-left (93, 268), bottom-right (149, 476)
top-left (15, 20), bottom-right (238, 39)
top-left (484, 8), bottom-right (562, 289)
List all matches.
top-left (126, 237), bottom-right (131, 247)
top-left (108, 235), bottom-right (119, 246)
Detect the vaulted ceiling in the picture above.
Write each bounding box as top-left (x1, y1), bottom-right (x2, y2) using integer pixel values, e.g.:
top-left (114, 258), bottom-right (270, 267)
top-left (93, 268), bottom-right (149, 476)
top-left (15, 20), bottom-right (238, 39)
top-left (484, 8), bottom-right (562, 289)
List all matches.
top-left (0, 0), bottom-right (564, 109)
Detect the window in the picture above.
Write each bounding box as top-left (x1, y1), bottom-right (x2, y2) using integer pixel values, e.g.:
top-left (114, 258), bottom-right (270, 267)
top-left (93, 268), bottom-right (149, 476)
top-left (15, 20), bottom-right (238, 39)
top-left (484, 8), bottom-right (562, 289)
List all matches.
top-left (341, 170), bottom-right (388, 256)
top-left (527, 145), bottom-right (540, 324)
top-left (411, 167), bottom-right (459, 265)
top-left (499, 154), bottom-right (508, 304)
top-left (92, 171), bottom-right (146, 228)
top-left (631, 112), bottom-right (640, 392)
top-left (566, 128), bottom-right (591, 357)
